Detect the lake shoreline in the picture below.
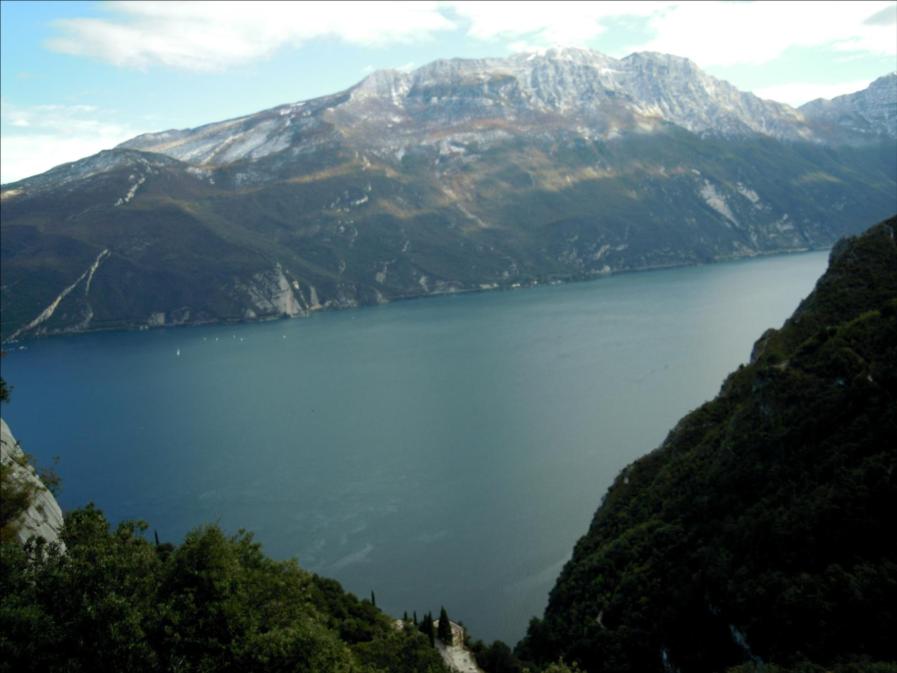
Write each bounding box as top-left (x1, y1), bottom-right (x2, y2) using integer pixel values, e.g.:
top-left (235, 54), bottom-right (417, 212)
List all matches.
top-left (2, 244), bottom-right (827, 347)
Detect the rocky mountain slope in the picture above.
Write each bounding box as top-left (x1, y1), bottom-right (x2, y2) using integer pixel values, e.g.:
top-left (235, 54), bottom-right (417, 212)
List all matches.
top-left (801, 72), bottom-right (897, 140)
top-left (518, 215), bottom-right (897, 673)
top-left (119, 48), bottom-right (816, 165)
top-left (3, 49), bottom-right (896, 341)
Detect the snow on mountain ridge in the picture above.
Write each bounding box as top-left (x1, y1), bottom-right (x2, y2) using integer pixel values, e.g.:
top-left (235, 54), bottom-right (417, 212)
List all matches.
top-left (115, 49), bottom-right (889, 168)
top-left (800, 72), bottom-right (897, 139)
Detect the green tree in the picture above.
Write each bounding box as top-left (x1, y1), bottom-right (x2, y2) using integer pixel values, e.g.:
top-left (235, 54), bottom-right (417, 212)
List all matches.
top-left (1, 505), bottom-right (452, 673)
top-left (0, 463), bottom-right (37, 543)
top-left (419, 612), bottom-right (435, 647)
top-left (437, 607), bottom-right (452, 645)
top-left (0, 354), bottom-right (11, 402)
top-left (471, 640), bottom-right (524, 673)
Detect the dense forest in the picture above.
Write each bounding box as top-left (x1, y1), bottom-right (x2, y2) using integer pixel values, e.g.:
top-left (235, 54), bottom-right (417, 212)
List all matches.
top-left (0, 503), bottom-right (457, 673)
top-left (517, 216), bottom-right (897, 672)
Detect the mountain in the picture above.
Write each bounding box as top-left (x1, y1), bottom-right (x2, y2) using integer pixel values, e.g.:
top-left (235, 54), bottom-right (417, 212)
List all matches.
top-left (517, 215), bottom-right (897, 673)
top-left (118, 48), bottom-right (816, 163)
top-left (3, 49), bottom-right (896, 341)
top-left (801, 72), bottom-right (897, 140)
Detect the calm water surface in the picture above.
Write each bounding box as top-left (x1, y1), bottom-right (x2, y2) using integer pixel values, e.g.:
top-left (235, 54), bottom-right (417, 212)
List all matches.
top-left (1, 251), bottom-right (828, 643)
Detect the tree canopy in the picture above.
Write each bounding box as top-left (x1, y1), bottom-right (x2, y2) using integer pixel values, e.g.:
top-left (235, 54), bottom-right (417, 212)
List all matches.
top-left (518, 217), bottom-right (897, 673)
top-left (0, 505), bottom-right (449, 673)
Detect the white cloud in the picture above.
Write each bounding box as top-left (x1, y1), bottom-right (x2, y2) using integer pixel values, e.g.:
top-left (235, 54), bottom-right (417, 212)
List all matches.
top-left (1, 102), bottom-right (141, 183)
top-left (43, 1), bottom-right (897, 72)
top-left (753, 79), bottom-right (876, 107)
top-left (634, 1), bottom-right (897, 66)
top-left (449, 1), bottom-right (666, 48)
top-left (46, 1), bottom-right (455, 71)
top-left (452, 1), bottom-right (897, 65)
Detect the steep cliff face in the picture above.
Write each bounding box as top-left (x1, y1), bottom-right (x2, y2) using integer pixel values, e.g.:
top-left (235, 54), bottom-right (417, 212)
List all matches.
top-left (0, 418), bottom-right (65, 547)
top-left (519, 216), bottom-right (897, 673)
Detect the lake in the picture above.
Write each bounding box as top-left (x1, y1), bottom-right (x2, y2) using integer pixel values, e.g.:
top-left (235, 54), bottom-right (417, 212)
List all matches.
top-left (0, 250), bottom-right (828, 644)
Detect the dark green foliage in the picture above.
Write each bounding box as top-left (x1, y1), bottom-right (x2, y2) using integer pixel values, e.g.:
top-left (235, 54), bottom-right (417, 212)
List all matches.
top-left (419, 612), bottom-right (435, 647)
top-left (541, 664), bottom-right (583, 673)
top-left (0, 462), bottom-right (36, 543)
top-left (0, 504), bottom-right (449, 673)
top-left (354, 628), bottom-right (450, 673)
top-left (307, 575), bottom-right (383, 645)
top-left (754, 214), bottom-right (897, 362)
top-left (0, 372), bottom-right (15, 540)
top-left (728, 664), bottom-right (897, 673)
top-left (518, 217), bottom-right (897, 673)
top-left (437, 606), bottom-right (452, 645)
top-left (470, 639), bottom-right (525, 673)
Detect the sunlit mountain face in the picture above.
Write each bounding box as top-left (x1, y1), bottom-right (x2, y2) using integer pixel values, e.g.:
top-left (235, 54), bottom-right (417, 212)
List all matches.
top-left (2, 49), bottom-right (895, 341)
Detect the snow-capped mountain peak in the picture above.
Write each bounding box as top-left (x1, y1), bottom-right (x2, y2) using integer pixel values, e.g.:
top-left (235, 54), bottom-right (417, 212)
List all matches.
top-left (116, 49), bottom-right (892, 169)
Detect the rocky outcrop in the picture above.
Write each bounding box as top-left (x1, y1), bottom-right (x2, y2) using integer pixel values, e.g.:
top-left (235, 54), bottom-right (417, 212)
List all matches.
top-left (0, 418), bottom-right (65, 547)
top-left (234, 264), bottom-right (307, 319)
top-left (435, 621), bottom-right (484, 673)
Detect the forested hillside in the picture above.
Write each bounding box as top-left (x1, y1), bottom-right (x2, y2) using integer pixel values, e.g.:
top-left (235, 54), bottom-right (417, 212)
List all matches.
top-left (518, 216), bottom-right (897, 673)
top-left (0, 506), bottom-right (450, 673)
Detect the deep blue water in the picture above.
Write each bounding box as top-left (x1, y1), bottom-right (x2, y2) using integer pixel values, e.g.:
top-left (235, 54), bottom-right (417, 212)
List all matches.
top-left (1, 250), bottom-right (828, 644)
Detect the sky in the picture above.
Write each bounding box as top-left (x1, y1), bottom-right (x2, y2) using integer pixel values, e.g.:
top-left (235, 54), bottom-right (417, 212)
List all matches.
top-left (1, 0), bottom-right (895, 184)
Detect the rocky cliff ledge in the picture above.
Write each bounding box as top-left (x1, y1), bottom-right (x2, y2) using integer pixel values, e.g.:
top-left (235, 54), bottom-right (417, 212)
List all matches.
top-left (0, 418), bottom-right (64, 547)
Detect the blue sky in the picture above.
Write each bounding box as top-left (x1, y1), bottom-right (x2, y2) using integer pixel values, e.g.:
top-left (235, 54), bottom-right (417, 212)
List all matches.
top-left (1, 0), bottom-right (895, 183)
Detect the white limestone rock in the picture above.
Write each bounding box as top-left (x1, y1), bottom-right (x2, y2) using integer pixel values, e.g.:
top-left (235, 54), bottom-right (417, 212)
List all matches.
top-left (0, 418), bottom-right (65, 548)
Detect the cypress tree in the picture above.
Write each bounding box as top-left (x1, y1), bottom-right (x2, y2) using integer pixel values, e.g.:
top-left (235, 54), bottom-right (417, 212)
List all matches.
top-left (419, 612), bottom-right (435, 646)
top-left (438, 606), bottom-right (452, 645)
top-left (370, 590), bottom-right (376, 607)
